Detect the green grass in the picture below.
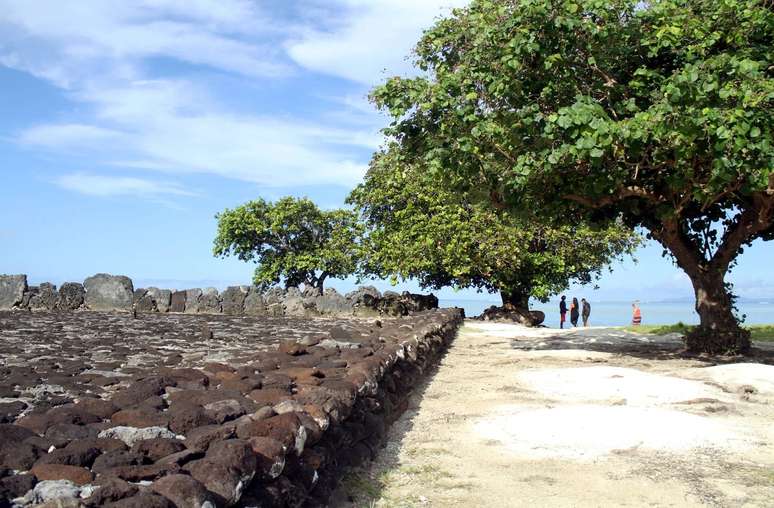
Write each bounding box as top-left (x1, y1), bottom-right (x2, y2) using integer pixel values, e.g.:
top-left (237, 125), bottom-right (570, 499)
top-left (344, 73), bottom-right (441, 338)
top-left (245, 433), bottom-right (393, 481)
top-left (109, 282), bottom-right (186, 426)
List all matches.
top-left (624, 322), bottom-right (774, 342)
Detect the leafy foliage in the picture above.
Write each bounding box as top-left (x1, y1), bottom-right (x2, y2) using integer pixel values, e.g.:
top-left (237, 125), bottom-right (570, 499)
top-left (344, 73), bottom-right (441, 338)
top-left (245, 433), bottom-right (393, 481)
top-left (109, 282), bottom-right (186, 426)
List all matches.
top-left (213, 197), bottom-right (361, 293)
top-left (349, 147), bottom-right (640, 306)
top-left (372, 0), bottom-right (773, 352)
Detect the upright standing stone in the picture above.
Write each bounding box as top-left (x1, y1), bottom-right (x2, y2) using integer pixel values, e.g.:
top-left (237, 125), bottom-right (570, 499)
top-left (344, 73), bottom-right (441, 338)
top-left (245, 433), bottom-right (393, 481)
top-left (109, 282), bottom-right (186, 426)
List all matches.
top-left (0, 274), bottom-right (27, 310)
top-left (57, 282), bottom-right (85, 310)
top-left (263, 287), bottom-right (286, 317)
top-left (147, 288), bottom-right (172, 313)
top-left (169, 291), bottom-right (187, 313)
top-left (184, 289), bottom-right (202, 313)
top-left (315, 288), bottom-right (352, 315)
top-left (134, 289), bottom-right (156, 312)
top-left (347, 286), bottom-right (382, 316)
top-left (197, 288), bottom-right (221, 314)
top-left (28, 283), bottom-right (58, 311)
top-left (83, 274), bottom-right (134, 311)
top-left (243, 288), bottom-right (266, 316)
top-left (283, 287), bottom-right (308, 317)
top-left (222, 286), bottom-right (249, 315)
top-left (400, 291), bottom-right (439, 313)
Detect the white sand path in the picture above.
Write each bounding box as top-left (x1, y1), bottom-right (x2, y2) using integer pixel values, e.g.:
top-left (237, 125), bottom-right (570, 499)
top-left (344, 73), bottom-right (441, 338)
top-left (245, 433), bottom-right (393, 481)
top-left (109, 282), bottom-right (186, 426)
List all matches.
top-left (333, 321), bottom-right (774, 507)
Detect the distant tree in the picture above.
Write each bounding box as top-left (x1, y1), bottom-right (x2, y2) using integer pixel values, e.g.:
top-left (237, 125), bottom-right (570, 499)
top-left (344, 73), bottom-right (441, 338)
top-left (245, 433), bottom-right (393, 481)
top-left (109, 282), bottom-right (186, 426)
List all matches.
top-left (371, 0), bottom-right (773, 353)
top-left (348, 148), bottom-right (640, 314)
top-left (213, 197), bottom-right (362, 294)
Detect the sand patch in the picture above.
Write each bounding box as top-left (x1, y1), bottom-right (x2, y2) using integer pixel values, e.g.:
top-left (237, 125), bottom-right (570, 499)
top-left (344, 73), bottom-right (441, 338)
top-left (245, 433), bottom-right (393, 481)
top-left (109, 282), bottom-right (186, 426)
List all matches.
top-left (474, 405), bottom-right (747, 460)
top-left (698, 363), bottom-right (774, 396)
top-left (510, 349), bottom-right (613, 361)
top-left (516, 366), bottom-right (727, 405)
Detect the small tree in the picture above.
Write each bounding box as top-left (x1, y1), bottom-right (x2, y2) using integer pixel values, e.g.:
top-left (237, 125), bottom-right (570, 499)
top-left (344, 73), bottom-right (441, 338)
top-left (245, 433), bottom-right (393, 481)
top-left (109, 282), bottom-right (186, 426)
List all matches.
top-left (372, 0), bottom-right (773, 353)
top-left (213, 197), bottom-right (361, 294)
top-left (348, 148), bottom-right (639, 312)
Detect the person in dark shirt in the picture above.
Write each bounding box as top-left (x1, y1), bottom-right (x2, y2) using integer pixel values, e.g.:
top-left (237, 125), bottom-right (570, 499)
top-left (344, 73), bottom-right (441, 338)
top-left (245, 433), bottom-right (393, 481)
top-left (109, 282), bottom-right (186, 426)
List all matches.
top-left (559, 296), bottom-right (567, 328)
top-left (581, 298), bottom-right (591, 327)
top-left (570, 297), bottom-right (580, 327)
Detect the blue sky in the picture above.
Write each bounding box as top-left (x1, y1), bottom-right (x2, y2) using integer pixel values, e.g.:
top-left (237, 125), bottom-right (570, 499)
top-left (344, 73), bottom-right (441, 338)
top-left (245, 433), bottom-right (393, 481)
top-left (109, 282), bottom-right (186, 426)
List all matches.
top-left (1, 0), bottom-right (772, 304)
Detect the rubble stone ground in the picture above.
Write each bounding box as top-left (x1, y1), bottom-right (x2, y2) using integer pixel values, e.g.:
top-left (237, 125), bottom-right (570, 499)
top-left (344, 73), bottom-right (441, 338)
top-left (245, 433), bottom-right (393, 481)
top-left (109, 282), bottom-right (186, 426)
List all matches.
top-left (0, 309), bottom-right (463, 507)
top-left (334, 322), bottom-right (774, 507)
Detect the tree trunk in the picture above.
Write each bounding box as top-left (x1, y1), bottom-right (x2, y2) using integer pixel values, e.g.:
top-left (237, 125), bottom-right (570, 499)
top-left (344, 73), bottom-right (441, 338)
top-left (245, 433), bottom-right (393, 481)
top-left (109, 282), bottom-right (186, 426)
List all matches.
top-left (312, 275), bottom-right (326, 296)
top-left (500, 288), bottom-right (529, 310)
top-left (686, 271), bottom-right (750, 354)
top-left (492, 288), bottom-right (545, 326)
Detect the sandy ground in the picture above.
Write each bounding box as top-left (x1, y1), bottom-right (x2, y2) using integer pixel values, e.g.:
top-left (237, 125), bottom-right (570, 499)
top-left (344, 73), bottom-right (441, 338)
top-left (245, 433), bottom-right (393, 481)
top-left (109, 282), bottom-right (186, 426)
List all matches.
top-left (332, 322), bottom-right (774, 507)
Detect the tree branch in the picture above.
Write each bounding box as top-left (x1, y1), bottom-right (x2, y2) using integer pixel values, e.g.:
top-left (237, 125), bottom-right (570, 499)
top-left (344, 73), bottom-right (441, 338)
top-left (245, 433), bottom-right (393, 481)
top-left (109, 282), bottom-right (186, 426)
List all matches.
top-left (711, 193), bottom-right (774, 272)
top-left (650, 218), bottom-right (702, 277)
top-left (564, 186), bottom-right (662, 208)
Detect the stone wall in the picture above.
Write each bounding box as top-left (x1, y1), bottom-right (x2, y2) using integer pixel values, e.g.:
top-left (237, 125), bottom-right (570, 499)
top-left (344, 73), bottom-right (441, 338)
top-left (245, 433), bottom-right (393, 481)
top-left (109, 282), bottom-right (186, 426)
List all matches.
top-left (0, 274), bottom-right (440, 318)
top-left (0, 308), bottom-right (464, 507)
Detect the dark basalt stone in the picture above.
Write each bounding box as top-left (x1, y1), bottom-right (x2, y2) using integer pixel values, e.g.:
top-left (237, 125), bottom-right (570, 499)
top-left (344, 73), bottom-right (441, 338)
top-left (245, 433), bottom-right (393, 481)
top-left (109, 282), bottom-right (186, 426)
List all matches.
top-left (169, 291), bottom-right (187, 313)
top-left (0, 303), bottom-right (464, 507)
top-left (57, 282), bottom-right (85, 310)
top-left (151, 474), bottom-right (218, 508)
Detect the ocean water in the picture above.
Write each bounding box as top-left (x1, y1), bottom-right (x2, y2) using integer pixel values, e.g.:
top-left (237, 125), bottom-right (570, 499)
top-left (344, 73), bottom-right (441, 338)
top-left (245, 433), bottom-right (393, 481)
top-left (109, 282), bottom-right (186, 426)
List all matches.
top-left (439, 299), bottom-right (773, 327)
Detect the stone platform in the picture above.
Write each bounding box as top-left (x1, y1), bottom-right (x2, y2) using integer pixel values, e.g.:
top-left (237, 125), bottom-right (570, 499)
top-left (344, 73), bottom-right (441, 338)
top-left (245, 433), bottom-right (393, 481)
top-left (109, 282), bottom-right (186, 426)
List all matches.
top-left (0, 309), bottom-right (463, 507)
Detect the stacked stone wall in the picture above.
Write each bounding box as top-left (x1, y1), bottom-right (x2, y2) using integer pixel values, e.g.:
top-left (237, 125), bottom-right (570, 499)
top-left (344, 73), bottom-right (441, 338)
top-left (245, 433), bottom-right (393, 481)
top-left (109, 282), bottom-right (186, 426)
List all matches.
top-left (0, 274), bottom-right (440, 318)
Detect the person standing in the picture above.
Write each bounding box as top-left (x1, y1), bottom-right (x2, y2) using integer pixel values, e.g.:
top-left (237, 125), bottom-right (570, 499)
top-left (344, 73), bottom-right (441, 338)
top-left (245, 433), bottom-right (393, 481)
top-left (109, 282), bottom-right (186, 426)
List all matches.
top-left (570, 297), bottom-right (580, 327)
top-left (559, 296), bottom-right (567, 329)
top-left (632, 301), bottom-right (642, 326)
top-left (581, 298), bottom-right (591, 327)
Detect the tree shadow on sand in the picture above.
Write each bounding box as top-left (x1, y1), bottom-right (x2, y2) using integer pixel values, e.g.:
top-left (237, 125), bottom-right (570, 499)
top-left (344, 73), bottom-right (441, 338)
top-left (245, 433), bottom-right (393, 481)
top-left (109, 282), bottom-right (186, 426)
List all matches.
top-left (510, 327), bottom-right (774, 364)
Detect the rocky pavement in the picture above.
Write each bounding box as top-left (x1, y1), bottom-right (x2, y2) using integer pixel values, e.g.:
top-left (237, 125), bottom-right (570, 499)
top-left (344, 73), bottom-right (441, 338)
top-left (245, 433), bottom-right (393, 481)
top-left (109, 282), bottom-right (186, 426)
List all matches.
top-left (0, 309), bottom-right (463, 507)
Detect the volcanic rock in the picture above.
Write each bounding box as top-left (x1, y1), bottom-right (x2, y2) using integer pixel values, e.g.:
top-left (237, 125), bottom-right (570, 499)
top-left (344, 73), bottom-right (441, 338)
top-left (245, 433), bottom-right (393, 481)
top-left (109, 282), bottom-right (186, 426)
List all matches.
top-left (169, 291), bottom-right (186, 313)
top-left (151, 474), bottom-right (217, 508)
top-left (83, 274), bottom-right (133, 311)
top-left (185, 439), bottom-right (257, 505)
top-left (98, 426), bottom-right (177, 447)
top-left (31, 463), bottom-right (94, 485)
top-left (221, 286), bottom-right (249, 315)
top-left (56, 282), bottom-right (85, 310)
top-left (0, 274), bottom-right (27, 310)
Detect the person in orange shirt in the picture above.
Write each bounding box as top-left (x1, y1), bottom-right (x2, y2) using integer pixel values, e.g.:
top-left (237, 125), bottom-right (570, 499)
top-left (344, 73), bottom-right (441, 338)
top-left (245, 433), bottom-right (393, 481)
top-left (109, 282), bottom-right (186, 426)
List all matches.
top-left (632, 302), bottom-right (642, 326)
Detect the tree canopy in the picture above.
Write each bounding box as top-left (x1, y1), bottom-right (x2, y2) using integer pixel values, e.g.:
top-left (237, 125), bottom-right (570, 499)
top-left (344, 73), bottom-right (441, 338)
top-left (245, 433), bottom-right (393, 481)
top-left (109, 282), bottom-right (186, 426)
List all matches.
top-left (372, 0), bottom-right (773, 353)
top-left (349, 147), bottom-right (640, 310)
top-left (213, 197), bottom-right (361, 293)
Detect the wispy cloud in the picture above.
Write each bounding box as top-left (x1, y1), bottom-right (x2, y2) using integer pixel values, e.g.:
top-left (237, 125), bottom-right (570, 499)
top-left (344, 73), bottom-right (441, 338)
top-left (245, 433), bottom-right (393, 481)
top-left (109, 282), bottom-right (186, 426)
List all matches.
top-left (0, 0), bottom-right (288, 86)
top-left (287, 0), bottom-right (470, 85)
top-left (1, 0), bottom-right (469, 196)
top-left (20, 79), bottom-right (371, 187)
top-left (18, 124), bottom-right (124, 150)
top-left (56, 172), bottom-right (195, 198)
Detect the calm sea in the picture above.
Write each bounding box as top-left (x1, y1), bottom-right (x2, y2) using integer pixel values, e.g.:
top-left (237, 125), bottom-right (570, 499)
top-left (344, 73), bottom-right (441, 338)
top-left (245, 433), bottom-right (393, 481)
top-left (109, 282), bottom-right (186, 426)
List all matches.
top-left (439, 299), bottom-right (773, 327)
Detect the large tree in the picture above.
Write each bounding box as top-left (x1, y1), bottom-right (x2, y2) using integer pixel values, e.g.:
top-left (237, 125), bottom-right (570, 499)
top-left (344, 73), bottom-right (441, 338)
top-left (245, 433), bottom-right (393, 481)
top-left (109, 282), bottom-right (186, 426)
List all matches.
top-left (349, 147), bottom-right (639, 316)
top-left (372, 0), bottom-right (773, 353)
top-left (213, 197), bottom-right (362, 294)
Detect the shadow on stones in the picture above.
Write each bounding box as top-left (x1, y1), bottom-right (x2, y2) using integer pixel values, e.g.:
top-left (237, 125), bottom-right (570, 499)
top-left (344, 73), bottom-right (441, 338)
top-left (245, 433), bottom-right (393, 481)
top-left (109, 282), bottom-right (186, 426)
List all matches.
top-left (329, 344), bottom-right (453, 507)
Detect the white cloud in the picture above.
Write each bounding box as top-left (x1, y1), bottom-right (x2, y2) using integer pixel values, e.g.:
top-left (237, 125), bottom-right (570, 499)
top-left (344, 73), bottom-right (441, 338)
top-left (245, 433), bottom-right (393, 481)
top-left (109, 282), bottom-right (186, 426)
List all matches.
top-left (18, 124), bottom-right (124, 150)
top-left (287, 0), bottom-right (470, 85)
top-left (0, 0), bottom-right (287, 86)
top-left (20, 79), bottom-right (372, 187)
top-left (56, 172), bottom-right (195, 198)
top-left (2, 0), bottom-right (464, 193)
